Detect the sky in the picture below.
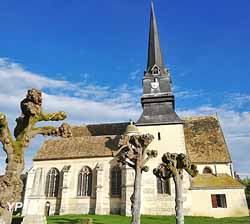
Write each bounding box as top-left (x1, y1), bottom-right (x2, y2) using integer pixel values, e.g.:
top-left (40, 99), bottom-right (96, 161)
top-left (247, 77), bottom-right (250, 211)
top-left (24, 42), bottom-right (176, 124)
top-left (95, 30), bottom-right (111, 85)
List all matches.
top-left (0, 0), bottom-right (249, 177)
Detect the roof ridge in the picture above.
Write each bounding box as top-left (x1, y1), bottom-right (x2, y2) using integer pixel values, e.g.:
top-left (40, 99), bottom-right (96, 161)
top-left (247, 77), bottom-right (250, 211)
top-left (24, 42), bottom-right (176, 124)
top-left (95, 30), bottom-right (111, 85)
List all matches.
top-left (86, 122), bottom-right (129, 126)
top-left (182, 114), bottom-right (218, 120)
top-left (44, 135), bottom-right (120, 142)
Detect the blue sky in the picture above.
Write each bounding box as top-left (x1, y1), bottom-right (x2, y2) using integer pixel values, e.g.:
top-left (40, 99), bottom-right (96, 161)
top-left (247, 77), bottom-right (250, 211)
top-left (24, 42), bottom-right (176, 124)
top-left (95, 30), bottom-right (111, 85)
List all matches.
top-left (0, 0), bottom-right (250, 176)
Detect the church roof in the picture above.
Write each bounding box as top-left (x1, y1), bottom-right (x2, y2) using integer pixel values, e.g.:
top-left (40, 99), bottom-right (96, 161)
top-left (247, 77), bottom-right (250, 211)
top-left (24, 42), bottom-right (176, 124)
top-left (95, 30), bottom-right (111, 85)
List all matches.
top-left (71, 122), bottom-right (129, 137)
top-left (183, 115), bottom-right (231, 164)
top-left (34, 115), bottom-right (231, 163)
top-left (191, 174), bottom-right (244, 189)
top-left (34, 135), bottom-right (119, 161)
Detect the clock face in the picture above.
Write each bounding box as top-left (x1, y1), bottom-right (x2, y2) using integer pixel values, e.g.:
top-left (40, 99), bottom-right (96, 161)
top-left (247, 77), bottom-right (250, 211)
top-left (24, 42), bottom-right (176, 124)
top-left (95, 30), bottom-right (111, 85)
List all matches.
top-left (151, 82), bottom-right (159, 89)
top-left (150, 78), bottom-right (160, 92)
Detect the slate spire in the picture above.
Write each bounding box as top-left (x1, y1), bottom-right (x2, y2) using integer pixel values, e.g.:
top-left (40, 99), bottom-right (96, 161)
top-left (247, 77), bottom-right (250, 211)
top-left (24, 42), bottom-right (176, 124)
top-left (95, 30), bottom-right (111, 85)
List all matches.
top-left (136, 2), bottom-right (182, 125)
top-left (147, 1), bottom-right (165, 72)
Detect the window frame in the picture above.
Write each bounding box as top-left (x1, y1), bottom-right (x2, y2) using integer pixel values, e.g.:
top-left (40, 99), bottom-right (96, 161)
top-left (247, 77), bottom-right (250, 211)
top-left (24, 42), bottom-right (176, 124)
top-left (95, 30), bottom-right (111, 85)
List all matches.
top-left (77, 166), bottom-right (92, 197)
top-left (111, 166), bottom-right (122, 197)
top-left (211, 194), bottom-right (227, 208)
top-left (45, 168), bottom-right (60, 198)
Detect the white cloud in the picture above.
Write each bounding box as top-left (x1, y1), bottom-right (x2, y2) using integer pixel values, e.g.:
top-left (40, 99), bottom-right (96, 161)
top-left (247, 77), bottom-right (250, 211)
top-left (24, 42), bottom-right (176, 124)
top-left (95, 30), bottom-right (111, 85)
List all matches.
top-left (0, 58), bottom-right (141, 123)
top-left (173, 85), bottom-right (204, 99)
top-left (43, 93), bottom-right (140, 125)
top-left (0, 58), bottom-right (71, 94)
top-left (175, 90), bottom-right (204, 99)
top-left (225, 92), bottom-right (250, 109)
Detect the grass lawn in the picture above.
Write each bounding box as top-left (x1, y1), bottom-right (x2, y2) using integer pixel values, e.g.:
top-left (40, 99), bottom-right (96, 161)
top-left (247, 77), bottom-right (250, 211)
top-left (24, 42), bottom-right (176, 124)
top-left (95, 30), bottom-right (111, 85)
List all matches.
top-left (47, 214), bottom-right (250, 224)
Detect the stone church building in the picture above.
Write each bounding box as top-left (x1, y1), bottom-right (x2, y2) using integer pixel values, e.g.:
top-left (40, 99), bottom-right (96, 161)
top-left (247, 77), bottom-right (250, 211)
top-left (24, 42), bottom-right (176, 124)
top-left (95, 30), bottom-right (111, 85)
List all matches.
top-left (22, 3), bottom-right (248, 218)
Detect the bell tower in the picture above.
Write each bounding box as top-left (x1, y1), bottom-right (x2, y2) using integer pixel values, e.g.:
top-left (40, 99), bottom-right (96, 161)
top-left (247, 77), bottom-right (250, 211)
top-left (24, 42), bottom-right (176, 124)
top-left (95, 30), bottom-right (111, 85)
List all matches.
top-left (137, 2), bottom-right (182, 125)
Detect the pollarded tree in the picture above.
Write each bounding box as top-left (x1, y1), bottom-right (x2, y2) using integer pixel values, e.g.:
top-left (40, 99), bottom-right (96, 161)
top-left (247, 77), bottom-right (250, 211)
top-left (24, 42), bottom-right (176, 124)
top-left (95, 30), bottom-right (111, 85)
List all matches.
top-left (115, 122), bottom-right (157, 224)
top-left (153, 152), bottom-right (198, 224)
top-left (0, 89), bottom-right (72, 224)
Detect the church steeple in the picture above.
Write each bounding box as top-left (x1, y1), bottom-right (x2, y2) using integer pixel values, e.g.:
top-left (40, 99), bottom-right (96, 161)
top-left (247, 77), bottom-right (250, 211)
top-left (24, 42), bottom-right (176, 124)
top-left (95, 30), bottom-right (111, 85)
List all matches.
top-left (147, 1), bottom-right (165, 72)
top-left (136, 2), bottom-right (182, 125)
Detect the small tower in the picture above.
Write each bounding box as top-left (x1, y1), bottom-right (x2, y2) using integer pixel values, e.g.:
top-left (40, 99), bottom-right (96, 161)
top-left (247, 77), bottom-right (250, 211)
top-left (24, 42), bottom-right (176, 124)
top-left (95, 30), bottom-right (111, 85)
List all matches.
top-left (137, 2), bottom-right (182, 125)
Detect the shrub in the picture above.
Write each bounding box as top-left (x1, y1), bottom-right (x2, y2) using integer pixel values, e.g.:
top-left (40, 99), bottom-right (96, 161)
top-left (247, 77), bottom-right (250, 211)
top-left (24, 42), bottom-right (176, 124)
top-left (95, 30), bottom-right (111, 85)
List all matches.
top-left (240, 177), bottom-right (250, 208)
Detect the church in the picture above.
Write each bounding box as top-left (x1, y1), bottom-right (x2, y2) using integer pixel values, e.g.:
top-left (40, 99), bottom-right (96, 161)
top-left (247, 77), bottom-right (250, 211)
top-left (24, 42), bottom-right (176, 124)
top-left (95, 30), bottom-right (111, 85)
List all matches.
top-left (22, 3), bottom-right (248, 218)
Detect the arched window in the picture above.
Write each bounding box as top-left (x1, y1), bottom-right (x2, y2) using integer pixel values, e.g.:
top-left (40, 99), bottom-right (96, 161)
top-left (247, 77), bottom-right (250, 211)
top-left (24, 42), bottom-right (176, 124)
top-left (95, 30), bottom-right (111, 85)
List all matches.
top-left (111, 166), bottom-right (122, 197)
top-left (77, 166), bottom-right (92, 196)
top-left (45, 168), bottom-right (60, 197)
top-left (203, 166), bottom-right (213, 174)
top-left (157, 178), bottom-right (171, 195)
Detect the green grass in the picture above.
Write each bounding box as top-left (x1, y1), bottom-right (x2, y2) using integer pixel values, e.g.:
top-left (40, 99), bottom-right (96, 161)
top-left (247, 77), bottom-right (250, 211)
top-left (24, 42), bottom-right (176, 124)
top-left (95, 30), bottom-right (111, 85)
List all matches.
top-left (47, 214), bottom-right (250, 224)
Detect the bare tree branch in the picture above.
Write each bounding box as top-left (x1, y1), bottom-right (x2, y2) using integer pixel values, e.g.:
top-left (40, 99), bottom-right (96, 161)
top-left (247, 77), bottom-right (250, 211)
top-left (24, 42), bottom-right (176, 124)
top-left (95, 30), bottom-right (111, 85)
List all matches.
top-left (0, 113), bottom-right (14, 155)
top-left (31, 123), bottom-right (72, 138)
top-left (142, 150), bottom-right (158, 167)
top-left (123, 160), bottom-right (136, 169)
top-left (37, 111), bottom-right (67, 122)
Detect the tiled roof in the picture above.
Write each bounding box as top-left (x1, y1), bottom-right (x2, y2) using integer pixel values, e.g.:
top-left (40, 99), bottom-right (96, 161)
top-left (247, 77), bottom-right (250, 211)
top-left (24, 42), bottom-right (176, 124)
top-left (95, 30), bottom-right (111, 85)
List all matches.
top-left (191, 174), bottom-right (244, 189)
top-left (183, 116), bottom-right (231, 163)
top-left (71, 122), bottom-right (129, 137)
top-left (34, 135), bottom-right (119, 161)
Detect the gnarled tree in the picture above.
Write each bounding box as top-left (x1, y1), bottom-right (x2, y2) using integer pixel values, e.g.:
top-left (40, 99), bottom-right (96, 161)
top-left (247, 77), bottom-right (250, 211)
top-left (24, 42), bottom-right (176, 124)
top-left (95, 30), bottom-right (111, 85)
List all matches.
top-left (116, 131), bottom-right (157, 224)
top-left (0, 89), bottom-right (72, 224)
top-left (153, 153), bottom-right (198, 224)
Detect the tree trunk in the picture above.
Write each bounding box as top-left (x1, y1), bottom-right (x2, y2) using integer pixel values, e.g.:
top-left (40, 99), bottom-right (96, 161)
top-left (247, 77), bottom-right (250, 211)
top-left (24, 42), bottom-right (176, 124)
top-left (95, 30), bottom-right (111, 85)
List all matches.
top-left (0, 210), bottom-right (12, 224)
top-left (173, 174), bottom-right (184, 224)
top-left (0, 154), bottom-right (24, 224)
top-left (131, 165), bottom-right (142, 224)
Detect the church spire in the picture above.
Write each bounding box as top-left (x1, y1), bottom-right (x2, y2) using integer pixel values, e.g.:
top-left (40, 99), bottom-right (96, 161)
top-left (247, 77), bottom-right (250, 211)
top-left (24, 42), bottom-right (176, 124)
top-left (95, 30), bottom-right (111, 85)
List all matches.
top-left (147, 1), bottom-right (165, 73)
top-left (136, 2), bottom-right (182, 125)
